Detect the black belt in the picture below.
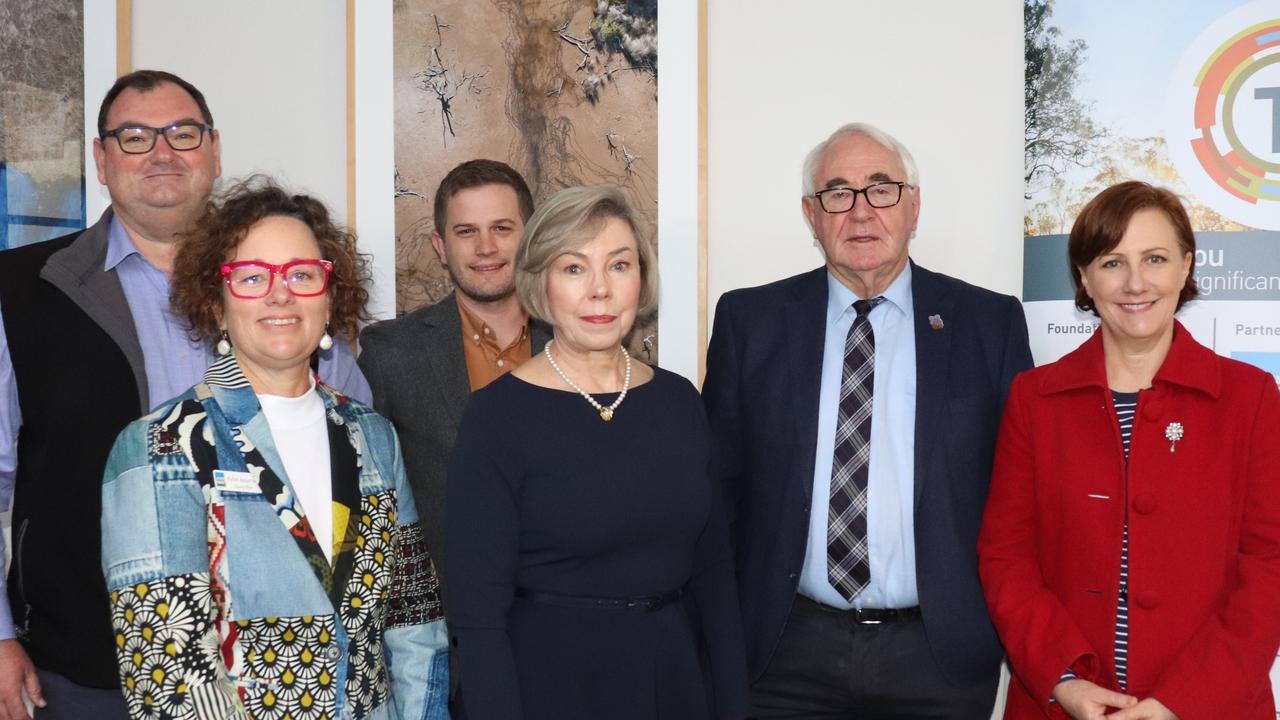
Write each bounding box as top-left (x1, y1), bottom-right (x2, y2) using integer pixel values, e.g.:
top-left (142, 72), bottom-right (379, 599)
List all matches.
top-left (844, 606), bottom-right (921, 624)
top-left (515, 587), bottom-right (683, 612)
top-left (797, 594), bottom-right (921, 624)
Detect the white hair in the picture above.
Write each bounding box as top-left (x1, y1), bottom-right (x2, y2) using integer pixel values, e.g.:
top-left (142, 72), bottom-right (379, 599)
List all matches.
top-left (800, 123), bottom-right (920, 196)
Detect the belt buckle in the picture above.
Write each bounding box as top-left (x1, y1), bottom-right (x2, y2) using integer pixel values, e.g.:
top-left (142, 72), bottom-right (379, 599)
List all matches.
top-left (853, 608), bottom-right (883, 625)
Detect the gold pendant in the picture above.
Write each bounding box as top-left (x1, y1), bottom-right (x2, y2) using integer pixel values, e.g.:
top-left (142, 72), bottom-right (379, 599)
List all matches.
top-left (599, 407), bottom-right (614, 422)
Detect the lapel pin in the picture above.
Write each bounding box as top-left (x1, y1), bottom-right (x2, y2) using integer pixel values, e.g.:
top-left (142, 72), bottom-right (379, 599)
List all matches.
top-left (928, 314), bottom-right (944, 330)
top-left (1165, 422), bottom-right (1184, 452)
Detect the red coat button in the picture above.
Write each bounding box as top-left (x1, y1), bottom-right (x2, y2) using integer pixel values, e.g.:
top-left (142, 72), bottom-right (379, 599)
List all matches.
top-left (1132, 494), bottom-right (1157, 514)
top-left (1135, 591), bottom-right (1158, 610)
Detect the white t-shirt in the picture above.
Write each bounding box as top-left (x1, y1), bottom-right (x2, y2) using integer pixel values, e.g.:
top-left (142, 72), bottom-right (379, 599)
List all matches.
top-left (258, 379), bottom-right (334, 562)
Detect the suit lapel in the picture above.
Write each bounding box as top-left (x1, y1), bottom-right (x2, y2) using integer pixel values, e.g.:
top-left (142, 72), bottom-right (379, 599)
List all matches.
top-left (910, 263), bottom-right (955, 509)
top-left (242, 413), bottom-right (336, 593)
top-left (326, 415), bottom-right (361, 608)
top-left (788, 270), bottom-right (829, 502)
top-left (421, 294), bottom-right (472, 425)
top-left (201, 357), bottom-right (336, 602)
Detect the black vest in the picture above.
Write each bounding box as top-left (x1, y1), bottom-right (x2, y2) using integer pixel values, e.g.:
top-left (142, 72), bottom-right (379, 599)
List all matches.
top-left (0, 230), bottom-right (141, 688)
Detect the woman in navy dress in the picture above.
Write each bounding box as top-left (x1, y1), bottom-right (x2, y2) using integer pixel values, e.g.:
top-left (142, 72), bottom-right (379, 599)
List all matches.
top-left (445, 185), bottom-right (748, 719)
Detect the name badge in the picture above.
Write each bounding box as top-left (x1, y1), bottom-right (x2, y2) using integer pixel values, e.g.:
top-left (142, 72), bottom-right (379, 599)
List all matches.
top-left (213, 469), bottom-right (260, 494)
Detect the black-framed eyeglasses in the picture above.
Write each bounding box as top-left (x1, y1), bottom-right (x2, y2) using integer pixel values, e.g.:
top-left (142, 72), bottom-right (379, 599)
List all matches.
top-left (101, 122), bottom-right (213, 154)
top-left (812, 181), bottom-right (911, 213)
top-left (220, 260), bottom-right (333, 299)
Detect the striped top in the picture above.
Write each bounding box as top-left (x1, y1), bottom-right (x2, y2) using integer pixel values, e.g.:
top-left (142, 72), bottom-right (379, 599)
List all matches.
top-left (1057, 390), bottom-right (1139, 696)
top-left (1112, 390), bottom-right (1138, 692)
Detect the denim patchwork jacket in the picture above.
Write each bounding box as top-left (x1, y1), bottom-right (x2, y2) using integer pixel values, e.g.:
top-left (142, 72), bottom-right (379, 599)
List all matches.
top-left (101, 354), bottom-right (448, 719)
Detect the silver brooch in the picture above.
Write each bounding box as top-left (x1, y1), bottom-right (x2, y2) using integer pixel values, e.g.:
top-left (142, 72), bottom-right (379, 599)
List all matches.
top-left (928, 314), bottom-right (944, 330)
top-left (1165, 422), bottom-right (1184, 452)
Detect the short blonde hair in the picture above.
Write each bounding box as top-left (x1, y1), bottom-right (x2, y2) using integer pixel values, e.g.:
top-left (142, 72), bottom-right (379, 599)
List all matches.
top-left (515, 185), bottom-right (658, 324)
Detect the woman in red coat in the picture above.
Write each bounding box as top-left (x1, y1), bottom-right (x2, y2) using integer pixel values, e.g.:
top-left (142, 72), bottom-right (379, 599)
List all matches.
top-left (979, 181), bottom-right (1280, 720)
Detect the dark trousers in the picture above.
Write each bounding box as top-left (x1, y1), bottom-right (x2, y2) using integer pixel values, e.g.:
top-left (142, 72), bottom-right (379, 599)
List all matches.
top-left (33, 669), bottom-right (128, 720)
top-left (749, 596), bottom-right (997, 720)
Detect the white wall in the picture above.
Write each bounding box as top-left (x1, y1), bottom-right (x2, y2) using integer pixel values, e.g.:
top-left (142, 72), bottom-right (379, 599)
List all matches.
top-left (84, 1), bottom-right (119, 219)
top-left (352, 1), bottom-right (396, 321)
top-left (131, 0), bottom-right (348, 226)
top-left (705, 4), bottom-right (1022, 714)
top-left (706, 0), bottom-right (1026, 324)
top-left (125, 1), bottom-right (1027, 354)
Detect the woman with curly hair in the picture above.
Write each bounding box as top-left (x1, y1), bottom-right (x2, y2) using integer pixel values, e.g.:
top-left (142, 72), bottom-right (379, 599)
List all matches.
top-left (100, 178), bottom-right (448, 719)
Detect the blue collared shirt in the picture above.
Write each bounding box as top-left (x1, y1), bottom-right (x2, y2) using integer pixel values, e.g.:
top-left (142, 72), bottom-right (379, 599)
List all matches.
top-left (0, 215), bottom-right (372, 639)
top-left (798, 264), bottom-right (918, 609)
top-left (106, 218), bottom-right (216, 409)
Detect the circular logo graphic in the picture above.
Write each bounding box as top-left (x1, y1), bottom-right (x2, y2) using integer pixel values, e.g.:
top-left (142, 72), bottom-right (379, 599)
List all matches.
top-left (1166, 1), bottom-right (1280, 230)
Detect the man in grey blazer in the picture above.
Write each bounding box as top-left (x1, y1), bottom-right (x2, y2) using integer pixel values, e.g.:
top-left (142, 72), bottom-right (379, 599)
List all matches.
top-left (0, 70), bottom-right (369, 720)
top-left (359, 160), bottom-right (549, 587)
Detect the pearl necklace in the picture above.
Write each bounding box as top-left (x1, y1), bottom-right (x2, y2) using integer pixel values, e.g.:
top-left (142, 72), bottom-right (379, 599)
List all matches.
top-left (544, 340), bottom-right (631, 422)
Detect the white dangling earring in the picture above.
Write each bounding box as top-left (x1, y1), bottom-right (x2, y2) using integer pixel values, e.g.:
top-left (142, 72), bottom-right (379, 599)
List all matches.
top-left (216, 330), bottom-right (232, 356)
top-left (318, 324), bottom-right (334, 351)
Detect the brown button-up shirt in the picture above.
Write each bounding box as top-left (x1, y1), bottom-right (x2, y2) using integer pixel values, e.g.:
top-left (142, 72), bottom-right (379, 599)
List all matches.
top-left (457, 301), bottom-right (532, 391)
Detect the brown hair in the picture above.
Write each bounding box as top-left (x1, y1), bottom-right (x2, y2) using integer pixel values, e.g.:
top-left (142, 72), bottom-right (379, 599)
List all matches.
top-left (1068, 181), bottom-right (1198, 314)
top-left (98, 69), bottom-right (213, 136)
top-left (515, 185), bottom-right (658, 324)
top-left (433, 159), bottom-right (534, 235)
top-left (172, 176), bottom-right (370, 345)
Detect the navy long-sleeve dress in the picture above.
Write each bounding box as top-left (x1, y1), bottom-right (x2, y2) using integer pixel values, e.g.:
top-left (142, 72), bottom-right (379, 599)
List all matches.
top-left (445, 367), bottom-right (749, 719)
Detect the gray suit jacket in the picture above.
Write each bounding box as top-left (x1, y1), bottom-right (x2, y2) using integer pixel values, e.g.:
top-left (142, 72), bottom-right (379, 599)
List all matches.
top-left (358, 292), bottom-right (551, 588)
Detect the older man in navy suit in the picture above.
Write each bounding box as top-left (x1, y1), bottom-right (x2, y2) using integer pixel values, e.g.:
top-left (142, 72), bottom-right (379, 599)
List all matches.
top-left (703, 123), bottom-right (1032, 718)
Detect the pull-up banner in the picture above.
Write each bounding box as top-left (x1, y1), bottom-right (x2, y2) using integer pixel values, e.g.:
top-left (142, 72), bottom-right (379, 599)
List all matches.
top-left (1023, 0), bottom-right (1280, 384)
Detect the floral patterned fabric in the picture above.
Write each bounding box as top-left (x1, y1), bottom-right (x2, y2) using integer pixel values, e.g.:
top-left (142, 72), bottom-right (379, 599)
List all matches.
top-left (111, 573), bottom-right (242, 719)
top-left (102, 354), bottom-right (447, 719)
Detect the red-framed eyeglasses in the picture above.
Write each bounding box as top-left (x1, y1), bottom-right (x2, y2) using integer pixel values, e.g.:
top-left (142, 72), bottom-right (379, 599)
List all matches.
top-left (219, 259), bottom-right (333, 299)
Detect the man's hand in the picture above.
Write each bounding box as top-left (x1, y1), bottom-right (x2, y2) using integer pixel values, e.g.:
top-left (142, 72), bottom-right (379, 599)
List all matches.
top-left (1052, 678), bottom-right (1137, 719)
top-left (1108, 697), bottom-right (1180, 720)
top-left (0, 640), bottom-right (43, 720)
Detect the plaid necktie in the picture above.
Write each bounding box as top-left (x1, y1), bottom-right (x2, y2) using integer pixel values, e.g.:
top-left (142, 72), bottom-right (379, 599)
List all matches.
top-left (828, 296), bottom-right (884, 601)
